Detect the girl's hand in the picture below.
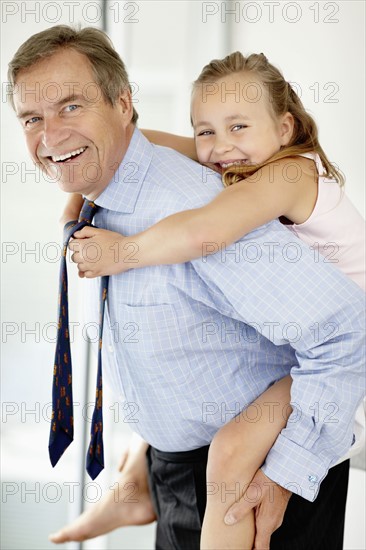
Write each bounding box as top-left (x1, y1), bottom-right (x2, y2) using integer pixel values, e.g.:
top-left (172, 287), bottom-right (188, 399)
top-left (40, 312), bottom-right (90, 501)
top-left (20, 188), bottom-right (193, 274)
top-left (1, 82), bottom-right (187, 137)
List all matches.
top-left (68, 226), bottom-right (140, 278)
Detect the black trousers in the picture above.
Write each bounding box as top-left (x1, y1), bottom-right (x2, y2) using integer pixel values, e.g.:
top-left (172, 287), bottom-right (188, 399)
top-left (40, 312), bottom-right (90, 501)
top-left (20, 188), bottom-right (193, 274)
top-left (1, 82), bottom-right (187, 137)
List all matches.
top-left (146, 446), bottom-right (350, 550)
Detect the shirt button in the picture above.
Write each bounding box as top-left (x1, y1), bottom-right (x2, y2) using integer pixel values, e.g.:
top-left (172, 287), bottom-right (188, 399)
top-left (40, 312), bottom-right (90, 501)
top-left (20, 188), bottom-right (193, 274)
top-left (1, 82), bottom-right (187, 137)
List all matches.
top-left (308, 474), bottom-right (318, 482)
top-left (108, 345), bottom-right (114, 353)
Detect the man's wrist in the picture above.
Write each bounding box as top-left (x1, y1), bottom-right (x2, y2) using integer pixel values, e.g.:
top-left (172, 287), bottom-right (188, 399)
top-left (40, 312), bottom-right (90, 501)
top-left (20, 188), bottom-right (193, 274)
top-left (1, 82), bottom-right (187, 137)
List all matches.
top-left (261, 434), bottom-right (330, 502)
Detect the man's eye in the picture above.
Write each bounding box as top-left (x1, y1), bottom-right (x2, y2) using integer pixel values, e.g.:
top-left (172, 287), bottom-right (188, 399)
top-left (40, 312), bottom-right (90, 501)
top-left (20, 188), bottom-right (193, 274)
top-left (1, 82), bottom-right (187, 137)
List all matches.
top-left (25, 116), bottom-right (41, 127)
top-left (64, 104), bottom-right (79, 113)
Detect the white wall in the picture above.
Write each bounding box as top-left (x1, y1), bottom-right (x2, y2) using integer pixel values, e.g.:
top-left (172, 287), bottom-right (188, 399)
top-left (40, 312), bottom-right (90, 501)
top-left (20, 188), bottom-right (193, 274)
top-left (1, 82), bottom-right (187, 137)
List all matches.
top-left (1, 2), bottom-right (364, 549)
top-left (228, 0), bottom-right (365, 214)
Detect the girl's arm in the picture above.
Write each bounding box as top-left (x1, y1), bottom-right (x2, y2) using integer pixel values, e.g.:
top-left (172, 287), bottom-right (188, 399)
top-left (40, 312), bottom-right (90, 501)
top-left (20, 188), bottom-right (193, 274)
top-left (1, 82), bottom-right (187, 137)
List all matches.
top-left (141, 129), bottom-right (197, 161)
top-left (120, 155), bottom-right (317, 268)
top-left (71, 156), bottom-right (317, 277)
top-left (60, 193), bottom-right (84, 226)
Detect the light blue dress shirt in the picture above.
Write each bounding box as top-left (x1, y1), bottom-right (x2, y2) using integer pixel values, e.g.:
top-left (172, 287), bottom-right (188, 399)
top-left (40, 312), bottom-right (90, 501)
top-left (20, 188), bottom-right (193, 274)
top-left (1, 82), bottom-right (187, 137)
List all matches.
top-left (92, 128), bottom-right (365, 501)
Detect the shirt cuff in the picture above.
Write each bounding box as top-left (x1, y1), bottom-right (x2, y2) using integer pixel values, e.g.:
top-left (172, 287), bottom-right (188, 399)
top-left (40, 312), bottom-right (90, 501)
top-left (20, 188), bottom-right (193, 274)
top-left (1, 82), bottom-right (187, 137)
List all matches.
top-left (261, 433), bottom-right (331, 502)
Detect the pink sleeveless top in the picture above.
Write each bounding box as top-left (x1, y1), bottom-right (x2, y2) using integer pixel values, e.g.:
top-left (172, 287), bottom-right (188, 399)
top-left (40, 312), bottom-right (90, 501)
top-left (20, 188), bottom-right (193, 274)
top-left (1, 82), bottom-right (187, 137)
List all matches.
top-left (287, 152), bottom-right (365, 291)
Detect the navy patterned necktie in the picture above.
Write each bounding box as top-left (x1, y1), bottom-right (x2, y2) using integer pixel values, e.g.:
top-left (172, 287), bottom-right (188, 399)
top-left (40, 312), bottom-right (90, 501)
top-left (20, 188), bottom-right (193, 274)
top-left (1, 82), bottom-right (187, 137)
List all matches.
top-left (49, 199), bottom-right (109, 479)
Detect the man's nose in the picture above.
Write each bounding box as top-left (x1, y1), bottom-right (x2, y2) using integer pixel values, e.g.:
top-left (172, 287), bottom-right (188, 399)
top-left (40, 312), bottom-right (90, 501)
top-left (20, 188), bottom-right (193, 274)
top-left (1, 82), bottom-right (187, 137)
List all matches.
top-left (41, 117), bottom-right (71, 150)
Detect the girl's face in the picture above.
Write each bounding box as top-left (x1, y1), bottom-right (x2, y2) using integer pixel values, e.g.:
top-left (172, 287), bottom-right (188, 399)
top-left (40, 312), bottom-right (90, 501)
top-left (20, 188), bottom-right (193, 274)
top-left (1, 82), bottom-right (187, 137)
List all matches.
top-left (191, 72), bottom-right (293, 172)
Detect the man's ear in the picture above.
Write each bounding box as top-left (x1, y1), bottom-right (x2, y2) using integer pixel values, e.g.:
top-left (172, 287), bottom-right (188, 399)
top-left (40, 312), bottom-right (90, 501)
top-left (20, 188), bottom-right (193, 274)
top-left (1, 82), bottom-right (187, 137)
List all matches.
top-left (279, 112), bottom-right (295, 146)
top-left (117, 89), bottom-right (133, 124)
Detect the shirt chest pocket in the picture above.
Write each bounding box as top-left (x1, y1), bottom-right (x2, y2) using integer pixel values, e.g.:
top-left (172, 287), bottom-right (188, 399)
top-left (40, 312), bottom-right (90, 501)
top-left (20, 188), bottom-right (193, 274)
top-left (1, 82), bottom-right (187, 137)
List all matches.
top-left (115, 303), bottom-right (193, 388)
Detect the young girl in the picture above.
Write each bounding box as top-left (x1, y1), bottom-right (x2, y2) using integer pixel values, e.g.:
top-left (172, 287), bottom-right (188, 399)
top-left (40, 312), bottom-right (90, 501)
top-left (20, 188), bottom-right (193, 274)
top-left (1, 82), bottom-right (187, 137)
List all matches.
top-left (59, 52), bottom-right (365, 549)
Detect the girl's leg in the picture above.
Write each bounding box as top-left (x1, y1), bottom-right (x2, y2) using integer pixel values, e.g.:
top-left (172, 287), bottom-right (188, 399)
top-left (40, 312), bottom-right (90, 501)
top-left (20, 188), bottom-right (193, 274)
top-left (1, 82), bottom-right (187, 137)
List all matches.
top-left (201, 375), bottom-right (292, 550)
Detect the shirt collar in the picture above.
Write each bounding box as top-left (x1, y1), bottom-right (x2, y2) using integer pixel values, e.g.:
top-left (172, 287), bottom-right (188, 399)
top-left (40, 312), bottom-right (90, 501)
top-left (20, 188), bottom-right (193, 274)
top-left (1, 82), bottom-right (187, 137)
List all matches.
top-left (94, 127), bottom-right (152, 213)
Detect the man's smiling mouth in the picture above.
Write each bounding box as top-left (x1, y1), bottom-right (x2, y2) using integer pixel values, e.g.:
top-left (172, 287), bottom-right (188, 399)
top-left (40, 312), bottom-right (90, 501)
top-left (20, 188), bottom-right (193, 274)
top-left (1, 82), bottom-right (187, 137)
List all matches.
top-left (48, 147), bottom-right (87, 163)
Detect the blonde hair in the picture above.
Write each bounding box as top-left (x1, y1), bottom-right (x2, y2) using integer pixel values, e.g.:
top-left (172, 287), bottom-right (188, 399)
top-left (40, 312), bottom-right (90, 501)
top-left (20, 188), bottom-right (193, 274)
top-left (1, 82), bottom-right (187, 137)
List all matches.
top-left (193, 52), bottom-right (344, 187)
top-left (8, 25), bottom-right (138, 124)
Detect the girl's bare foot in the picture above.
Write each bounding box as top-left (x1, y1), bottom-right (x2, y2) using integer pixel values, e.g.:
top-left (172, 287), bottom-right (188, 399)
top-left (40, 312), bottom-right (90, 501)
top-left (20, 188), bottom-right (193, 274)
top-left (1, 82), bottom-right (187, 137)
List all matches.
top-left (50, 436), bottom-right (155, 543)
top-left (49, 469), bottom-right (156, 543)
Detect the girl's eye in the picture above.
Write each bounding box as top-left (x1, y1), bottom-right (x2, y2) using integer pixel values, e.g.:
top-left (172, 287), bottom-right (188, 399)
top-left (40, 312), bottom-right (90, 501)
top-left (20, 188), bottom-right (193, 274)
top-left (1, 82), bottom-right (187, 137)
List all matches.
top-left (232, 124), bottom-right (248, 131)
top-left (197, 130), bottom-right (213, 137)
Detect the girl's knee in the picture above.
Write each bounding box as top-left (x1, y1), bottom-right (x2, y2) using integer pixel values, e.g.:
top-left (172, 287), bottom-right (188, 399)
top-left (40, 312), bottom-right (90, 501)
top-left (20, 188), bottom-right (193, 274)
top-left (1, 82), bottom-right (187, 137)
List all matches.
top-left (208, 432), bottom-right (244, 479)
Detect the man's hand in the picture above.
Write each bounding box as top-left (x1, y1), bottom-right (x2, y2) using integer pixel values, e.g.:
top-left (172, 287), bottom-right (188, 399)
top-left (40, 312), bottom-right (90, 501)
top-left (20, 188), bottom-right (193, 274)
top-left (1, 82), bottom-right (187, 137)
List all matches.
top-left (224, 469), bottom-right (292, 550)
top-left (69, 226), bottom-right (138, 277)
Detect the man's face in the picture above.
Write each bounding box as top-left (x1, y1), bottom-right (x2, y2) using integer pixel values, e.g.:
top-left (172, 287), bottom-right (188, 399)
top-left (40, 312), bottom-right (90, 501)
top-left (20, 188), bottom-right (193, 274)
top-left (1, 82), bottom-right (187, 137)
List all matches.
top-left (13, 48), bottom-right (133, 199)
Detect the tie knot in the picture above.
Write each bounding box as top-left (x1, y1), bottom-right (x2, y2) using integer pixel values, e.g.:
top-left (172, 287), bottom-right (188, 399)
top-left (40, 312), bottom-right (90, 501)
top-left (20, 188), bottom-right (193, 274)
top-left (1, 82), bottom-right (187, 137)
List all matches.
top-left (63, 199), bottom-right (99, 244)
top-left (78, 200), bottom-right (98, 224)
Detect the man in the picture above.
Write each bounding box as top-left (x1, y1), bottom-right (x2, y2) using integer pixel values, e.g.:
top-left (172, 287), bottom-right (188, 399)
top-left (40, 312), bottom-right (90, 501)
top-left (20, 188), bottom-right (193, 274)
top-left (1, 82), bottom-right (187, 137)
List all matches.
top-left (9, 26), bottom-right (365, 549)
